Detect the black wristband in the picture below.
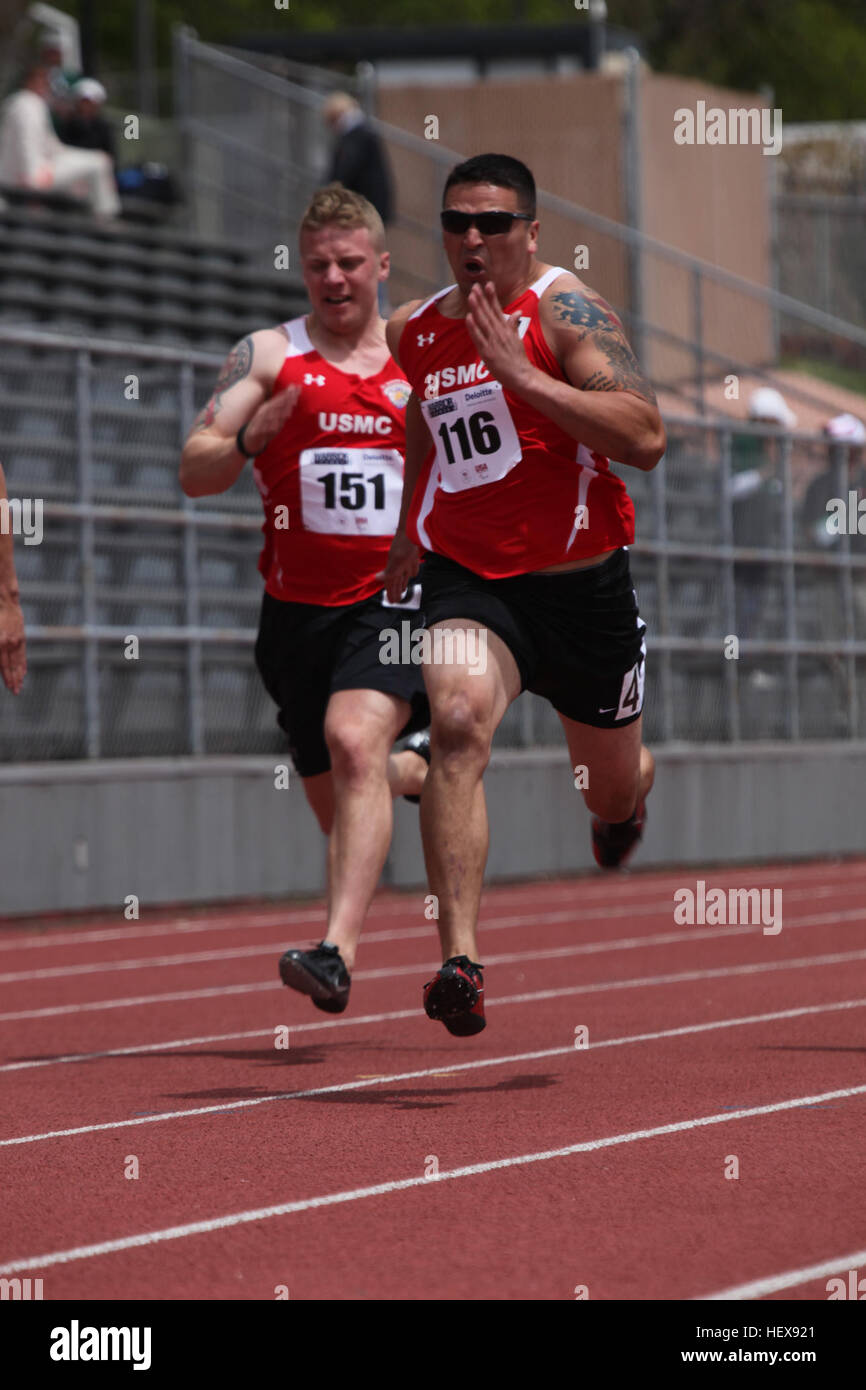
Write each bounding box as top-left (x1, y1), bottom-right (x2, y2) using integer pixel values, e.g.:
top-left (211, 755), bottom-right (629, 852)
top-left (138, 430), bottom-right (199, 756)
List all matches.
top-left (235, 422), bottom-right (256, 458)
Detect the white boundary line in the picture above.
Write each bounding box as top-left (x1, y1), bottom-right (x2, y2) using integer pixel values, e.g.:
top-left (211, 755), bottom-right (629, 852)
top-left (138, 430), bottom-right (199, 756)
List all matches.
top-left (3, 889), bottom-right (864, 985)
top-left (1, 863), bottom-right (862, 953)
top-left (2, 931), bottom-right (865, 1024)
top-left (700, 1249), bottom-right (866, 1301)
top-left (2, 979), bottom-right (866, 1077)
top-left (2, 1080), bottom-right (866, 1277)
top-left (3, 992), bottom-right (866, 1148)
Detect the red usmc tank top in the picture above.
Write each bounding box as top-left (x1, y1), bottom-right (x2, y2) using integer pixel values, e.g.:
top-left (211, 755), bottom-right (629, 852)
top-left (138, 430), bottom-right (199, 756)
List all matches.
top-left (399, 266), bottom-right (635, 578)
top-left (251, 316), bottom-right (411, 606)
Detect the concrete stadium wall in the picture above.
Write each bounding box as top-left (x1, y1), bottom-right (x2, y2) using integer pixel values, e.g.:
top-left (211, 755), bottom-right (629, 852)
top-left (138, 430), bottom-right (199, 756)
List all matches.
top-left (0, 744), bottom-right (861, 919)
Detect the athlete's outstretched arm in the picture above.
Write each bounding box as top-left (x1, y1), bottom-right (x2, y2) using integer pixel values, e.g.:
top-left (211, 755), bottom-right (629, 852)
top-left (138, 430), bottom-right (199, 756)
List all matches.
top-left (465, 276), bottom-right (666, 472)
top-left (381, 390), bottom-right (428, 602)
top-left (381, 301), bottom-right (426, 601)
top-left (179, 330), bottom-right (298, 497)
top-left (0, 463), bottom-right (26, 694)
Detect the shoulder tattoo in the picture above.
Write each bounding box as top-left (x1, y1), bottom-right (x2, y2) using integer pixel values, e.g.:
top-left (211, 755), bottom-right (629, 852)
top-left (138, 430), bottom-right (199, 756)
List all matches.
top-left (550, 289), bottom-right (657, 406)
top-left (191, 335), bottom-right (255, 432)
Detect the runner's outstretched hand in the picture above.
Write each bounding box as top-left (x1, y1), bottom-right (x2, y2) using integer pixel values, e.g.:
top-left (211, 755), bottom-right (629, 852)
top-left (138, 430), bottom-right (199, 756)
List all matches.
top-left (0, 592), bottom-right (26, 694)
top-left (379, 530), bottom-right (421, 604)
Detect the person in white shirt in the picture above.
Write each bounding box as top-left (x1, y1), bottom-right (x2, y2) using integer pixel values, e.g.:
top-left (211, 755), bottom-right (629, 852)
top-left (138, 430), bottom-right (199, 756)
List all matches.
top-left (0, 66), bottom-right (120, 218)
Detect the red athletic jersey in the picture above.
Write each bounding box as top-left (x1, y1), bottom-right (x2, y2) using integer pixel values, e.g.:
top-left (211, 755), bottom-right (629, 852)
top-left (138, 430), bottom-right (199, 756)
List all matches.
top-left (399, 266), bottom-right (635, 578)
top-left (251, 316), bottom-right (411, 606)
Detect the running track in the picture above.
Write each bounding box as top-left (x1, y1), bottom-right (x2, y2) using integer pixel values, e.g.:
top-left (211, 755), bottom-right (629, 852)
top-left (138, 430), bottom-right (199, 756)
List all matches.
top-left (1, 859), bottom-right (865, 1302)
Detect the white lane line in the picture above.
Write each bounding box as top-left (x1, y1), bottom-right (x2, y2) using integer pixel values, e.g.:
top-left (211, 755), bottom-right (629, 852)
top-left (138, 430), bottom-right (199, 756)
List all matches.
top-left (2, 902), bottom-right (866, 992)
top-left (700, 1248), bottom-right (866, 1301)
top-left (1, 863), bottom-right (860, 953)
top-left (2, 1081), bottom-right (866, 1277)
top-left (3, 993), bottom-right (866, 1148)
top-left (2, 930), bottom-right (866, 1026)
top-left (3, 989), bottom-right (865, 1076)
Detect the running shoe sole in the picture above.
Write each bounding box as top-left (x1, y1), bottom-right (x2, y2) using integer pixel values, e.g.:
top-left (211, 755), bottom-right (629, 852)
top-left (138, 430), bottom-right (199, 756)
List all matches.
top-left (279, 950), bottom-right (350, 1014)
top-left (424, 960), bottom-right (486, 1036)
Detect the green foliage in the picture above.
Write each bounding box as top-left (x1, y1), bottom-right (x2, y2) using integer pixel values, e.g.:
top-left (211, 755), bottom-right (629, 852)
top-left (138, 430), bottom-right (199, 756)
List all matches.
top-left (80, 0), bottom-right (866, 122)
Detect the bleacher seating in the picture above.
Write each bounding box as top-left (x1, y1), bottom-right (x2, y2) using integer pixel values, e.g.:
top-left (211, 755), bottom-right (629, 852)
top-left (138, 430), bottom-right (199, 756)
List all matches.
top-left (0, 202), bottom-right (308, 349)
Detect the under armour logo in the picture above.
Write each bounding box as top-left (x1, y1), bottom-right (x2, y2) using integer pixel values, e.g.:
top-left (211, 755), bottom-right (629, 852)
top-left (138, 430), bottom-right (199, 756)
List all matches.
top-left (417, 332), bottom-right (436, 346)
top-left (304, 373), bottom-right (326, 386)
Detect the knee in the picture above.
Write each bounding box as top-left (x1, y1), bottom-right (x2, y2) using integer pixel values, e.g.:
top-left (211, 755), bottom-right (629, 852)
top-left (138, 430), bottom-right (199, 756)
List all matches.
top-left (324, 718), bottom-right (383, 785)
top-left (432, 691), bottom-right (494, 769)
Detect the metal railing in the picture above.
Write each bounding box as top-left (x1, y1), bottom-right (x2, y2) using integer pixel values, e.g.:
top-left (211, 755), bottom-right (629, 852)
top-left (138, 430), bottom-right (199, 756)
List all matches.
top-left (172, 30), bottom-right (866, 418)
top-left (776, 193), bottom-right (866, 331)
top-left (3, 323), bottom-right (866, 762)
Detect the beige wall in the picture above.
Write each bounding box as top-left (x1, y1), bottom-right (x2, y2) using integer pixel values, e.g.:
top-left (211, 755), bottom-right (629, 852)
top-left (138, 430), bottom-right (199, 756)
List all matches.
top-left (378, 74), bottom-right (627, 312)
top-left (640, 73), bottom-right (774, 388)
top-left (377, 69), bottom-right (774, 394)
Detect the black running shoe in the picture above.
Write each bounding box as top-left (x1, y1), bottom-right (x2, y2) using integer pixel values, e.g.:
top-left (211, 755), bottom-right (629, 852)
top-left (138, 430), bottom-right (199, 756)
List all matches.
top-left (423, 955), bottom-right (486, 1036)
top-left (403, 729), bottom-right (431, 805)
top-left (591, 799), bottom-right (646, 870)
top-left (278, 941), bottom-right (350, 1014)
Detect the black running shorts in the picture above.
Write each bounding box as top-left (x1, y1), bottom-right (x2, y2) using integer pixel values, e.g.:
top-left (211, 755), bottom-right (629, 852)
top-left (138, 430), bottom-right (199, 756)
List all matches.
top-left (254, 580), bottom-right (430, 778)
top-left (421, 548), bottom-right (647, 728)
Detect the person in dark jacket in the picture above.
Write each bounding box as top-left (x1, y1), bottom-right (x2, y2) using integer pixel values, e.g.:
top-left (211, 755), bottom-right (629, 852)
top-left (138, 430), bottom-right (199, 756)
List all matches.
top-left (322, 92), bottom-right (392, 226)
top-left (55, 78), bottom-right (115, 162)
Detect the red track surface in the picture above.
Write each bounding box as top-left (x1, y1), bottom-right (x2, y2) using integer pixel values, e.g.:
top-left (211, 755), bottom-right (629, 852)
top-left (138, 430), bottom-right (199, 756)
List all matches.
top-left (1, 859), bottom-right (866, 1302)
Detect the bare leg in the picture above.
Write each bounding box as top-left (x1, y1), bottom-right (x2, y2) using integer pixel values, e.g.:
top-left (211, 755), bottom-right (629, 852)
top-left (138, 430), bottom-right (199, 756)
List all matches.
top-left (421, 622), bottom-right (521, 963)
top-left (321, 688), bottom-right (414, 970)
top-left (558, 712), bottom-right (655, 822)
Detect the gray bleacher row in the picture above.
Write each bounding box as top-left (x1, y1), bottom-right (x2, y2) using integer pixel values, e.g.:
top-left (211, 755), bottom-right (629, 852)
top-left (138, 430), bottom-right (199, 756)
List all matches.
top-left (0, 204), bottom-right (307, 349)
top-left (3, 327), bottom-right (866, 760)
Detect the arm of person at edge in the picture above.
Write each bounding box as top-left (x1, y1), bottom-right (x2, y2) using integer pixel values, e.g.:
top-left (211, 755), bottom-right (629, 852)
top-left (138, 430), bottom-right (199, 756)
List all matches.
top-left (465, 272), bottom-right (666, 472)
top-left (179, 329), bottom-right (301, 497)
top-left (380, 300), bottom-right (427, 602)
top-left (0, 463), bottom-right (27, 695)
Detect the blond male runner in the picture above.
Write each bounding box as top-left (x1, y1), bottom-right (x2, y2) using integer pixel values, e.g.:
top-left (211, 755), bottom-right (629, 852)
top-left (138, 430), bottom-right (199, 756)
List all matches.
top-left (383, 154), bottom-right (665, 1035)
top-left (180, 186), bottom-right (430, 1014)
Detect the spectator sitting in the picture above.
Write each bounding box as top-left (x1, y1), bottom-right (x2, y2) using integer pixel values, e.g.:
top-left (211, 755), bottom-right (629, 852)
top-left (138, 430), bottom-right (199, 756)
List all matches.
top-left (0, 66), bottom-right (120, 218)
top-left (730, 387), bottom-right (795, 645)
top-left (55, 79), bottom-right (115, 163)
top-left (38, 32), bottom-right (79, 124)
top-left (801, 413), bottom-right (866, 553)
top-left (799, 413), bottom-right (866, 697)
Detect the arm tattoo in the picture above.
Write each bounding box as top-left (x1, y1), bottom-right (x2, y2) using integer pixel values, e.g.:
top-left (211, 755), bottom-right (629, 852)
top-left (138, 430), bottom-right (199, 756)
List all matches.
top-left (581, 370), bottom-right (618, 393)
top-left (551, 289), bottom-right (624, 333)
top-left (191, 335), bottom-right (254, 432)
top-left (551, 290), bottom-right (657, 405)
top-left (588, 338), bottom-right (657, 405)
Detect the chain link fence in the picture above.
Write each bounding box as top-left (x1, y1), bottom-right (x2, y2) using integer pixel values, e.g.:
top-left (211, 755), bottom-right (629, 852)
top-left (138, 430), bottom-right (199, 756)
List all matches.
top-left (776, 194), bottom-right (866, 333)
top-left (3, 324), bottom-right (865, 762)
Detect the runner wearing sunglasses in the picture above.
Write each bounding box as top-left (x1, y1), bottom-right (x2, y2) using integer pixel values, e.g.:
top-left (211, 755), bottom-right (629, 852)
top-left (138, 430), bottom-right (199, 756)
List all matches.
top-left (383, 153), bottom-right (665, 1035)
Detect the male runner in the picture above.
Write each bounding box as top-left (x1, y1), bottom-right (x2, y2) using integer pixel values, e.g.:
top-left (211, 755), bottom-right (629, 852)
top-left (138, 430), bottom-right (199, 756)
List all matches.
top-left (180, 184), bottom-right (429, 1015)
top-left (383, 154), bottom-right (666, 1035)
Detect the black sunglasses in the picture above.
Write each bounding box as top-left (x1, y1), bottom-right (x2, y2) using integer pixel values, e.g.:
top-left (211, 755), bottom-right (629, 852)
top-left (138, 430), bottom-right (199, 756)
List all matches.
top-left (440, 209), bottom-right (534, 236)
